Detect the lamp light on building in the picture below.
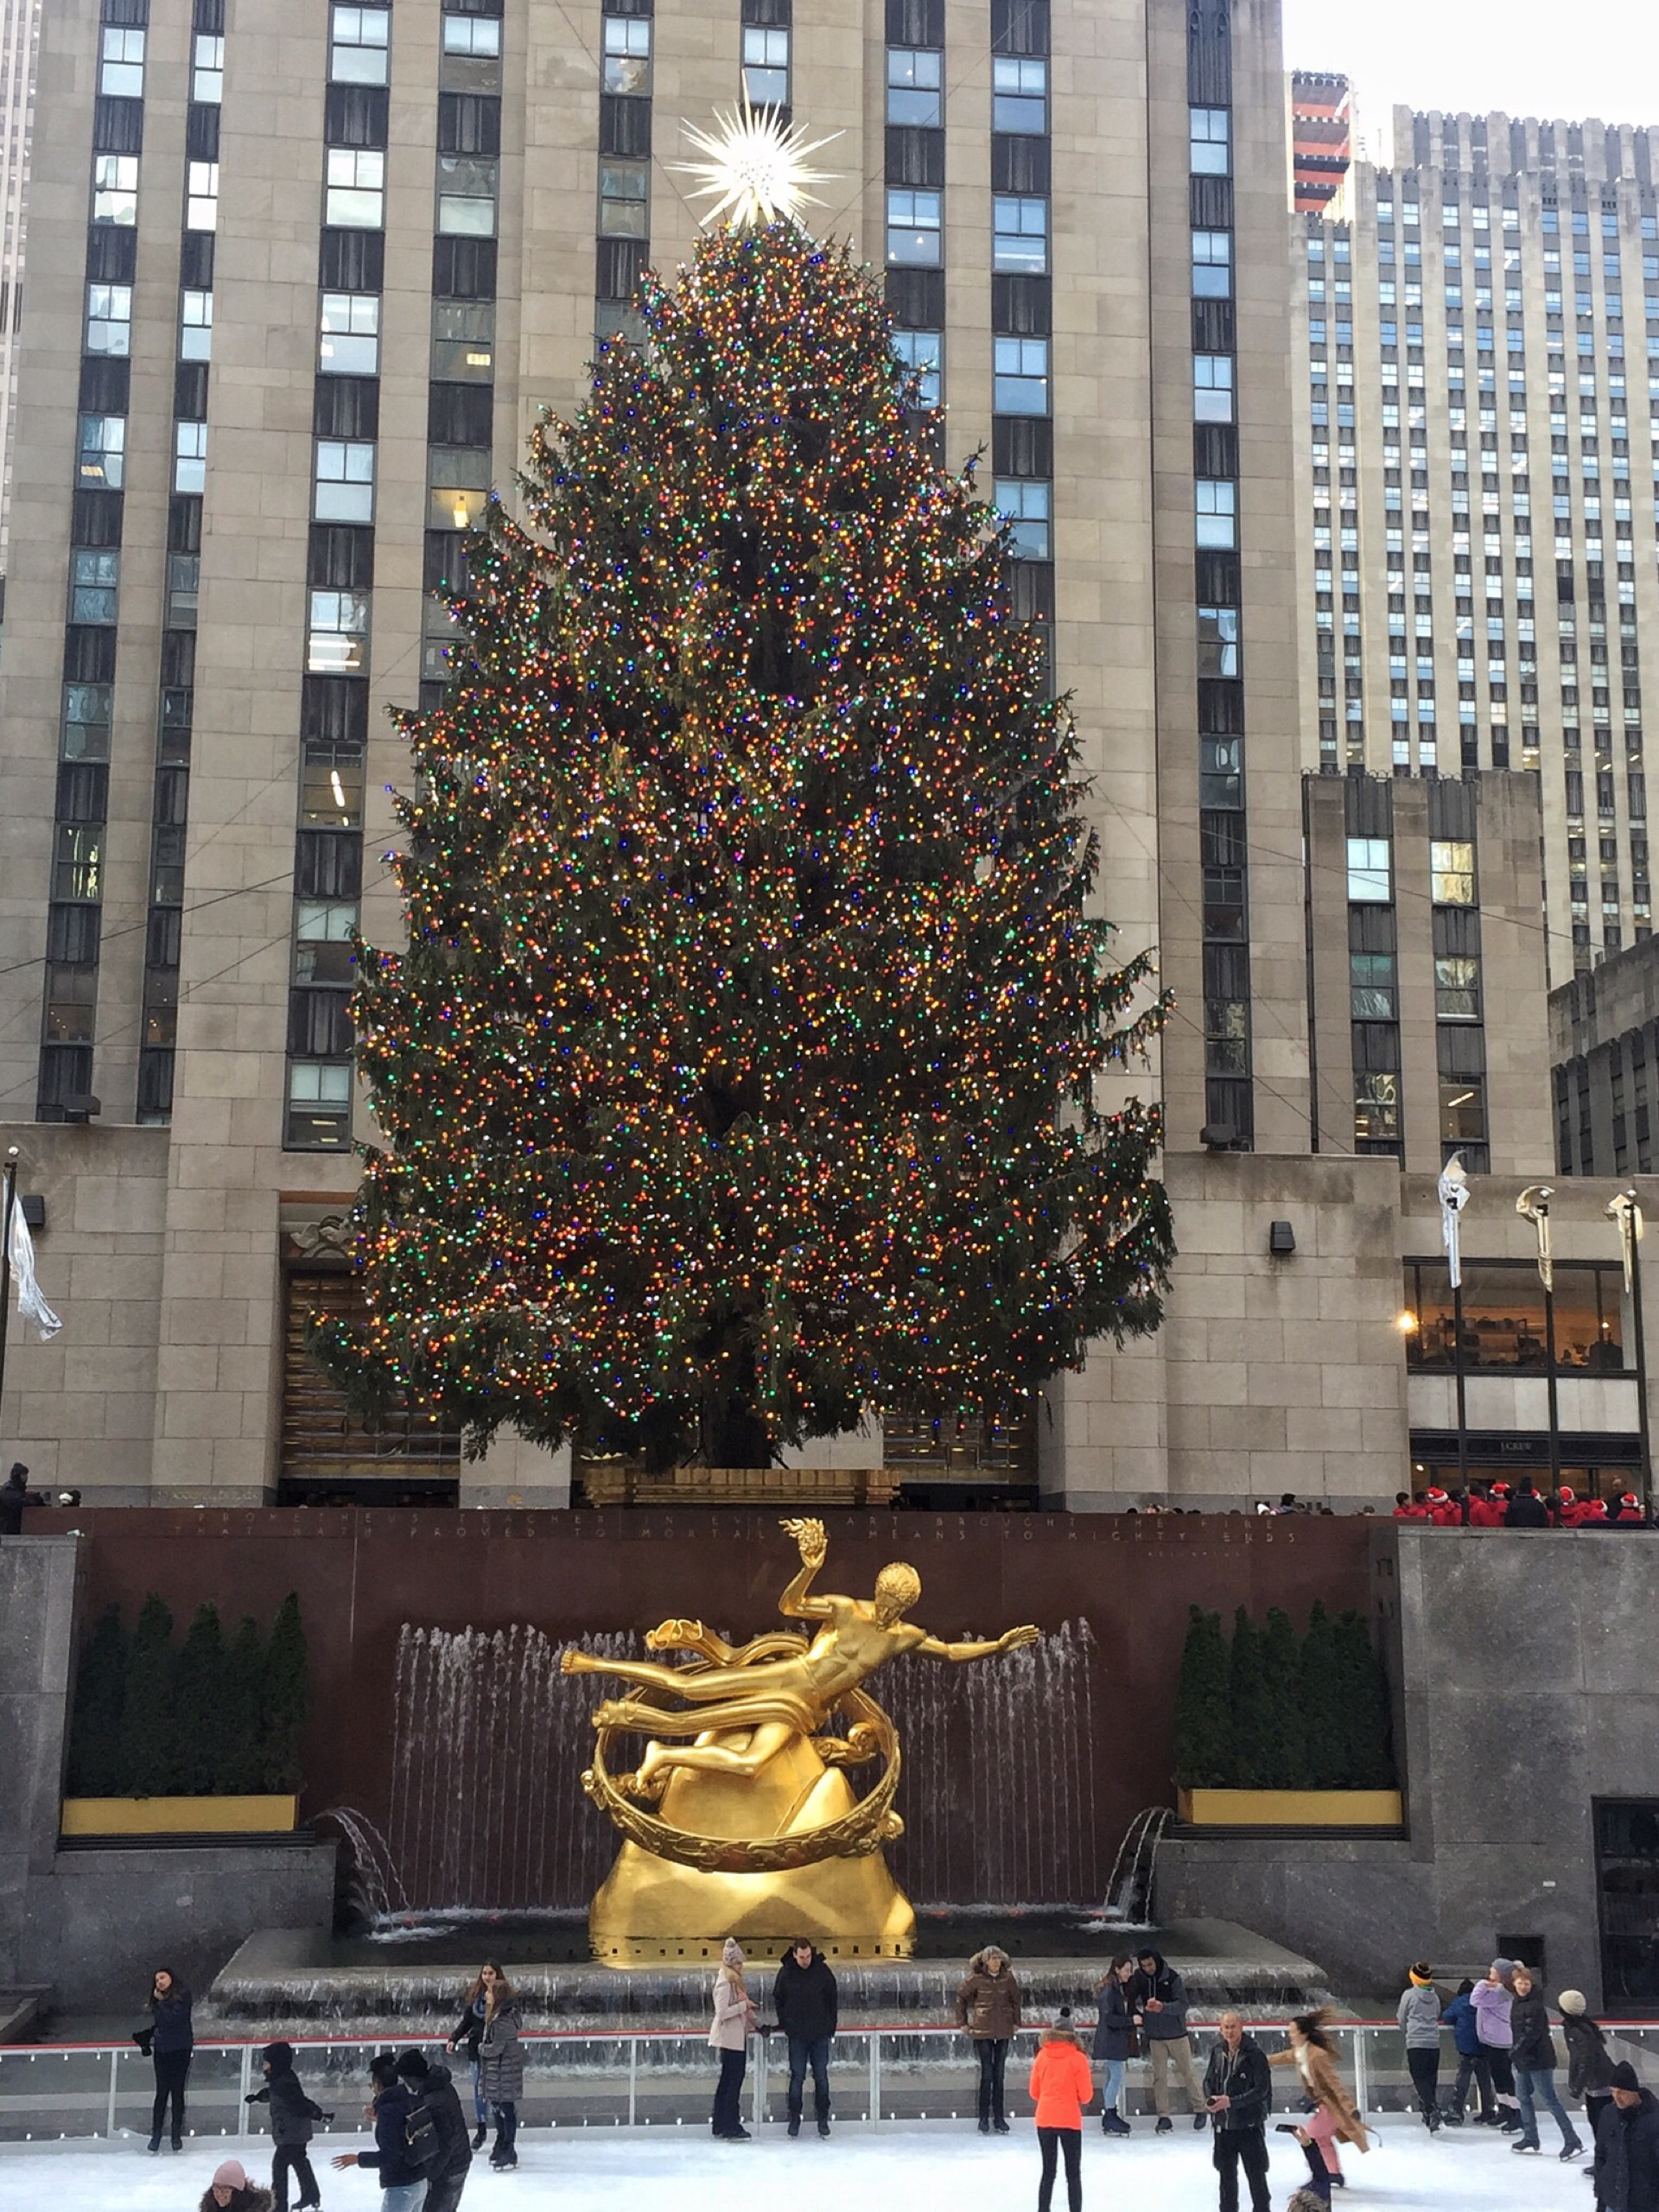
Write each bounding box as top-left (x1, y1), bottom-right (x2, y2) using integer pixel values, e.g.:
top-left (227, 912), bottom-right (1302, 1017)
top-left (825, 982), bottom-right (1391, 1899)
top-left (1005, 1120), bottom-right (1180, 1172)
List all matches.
top-left (1396, 1309), bottom-right (1417, 1333)
top-left (452, 495), bottom-right (470, 530)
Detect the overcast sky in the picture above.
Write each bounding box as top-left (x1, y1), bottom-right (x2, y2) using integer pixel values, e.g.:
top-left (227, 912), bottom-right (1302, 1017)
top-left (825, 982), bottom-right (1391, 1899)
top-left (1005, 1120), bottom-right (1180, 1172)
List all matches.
top-left (1281, 0), bottom-right (1659, 157)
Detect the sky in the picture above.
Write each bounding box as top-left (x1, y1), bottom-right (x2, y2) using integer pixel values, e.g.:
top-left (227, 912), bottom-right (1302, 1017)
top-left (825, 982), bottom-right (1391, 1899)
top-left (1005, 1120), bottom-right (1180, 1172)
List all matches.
top-left (1280, 0), bottom-right (1659, 155)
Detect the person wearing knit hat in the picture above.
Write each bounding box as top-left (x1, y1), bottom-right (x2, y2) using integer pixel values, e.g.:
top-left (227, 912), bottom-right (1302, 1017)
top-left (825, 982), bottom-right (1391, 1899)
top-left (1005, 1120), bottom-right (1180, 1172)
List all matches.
top-left (1395, 1963), bottom-right (1443, 2131)
top-left (1595, 2063), bottom-right (1659, 2209)
top-left (709, 1935), bottom-right (758, 2140)
top-left (1557, 1991), bottom-right (1619, 2153)
top-left (200, 2159), bottom-right (275, 2212)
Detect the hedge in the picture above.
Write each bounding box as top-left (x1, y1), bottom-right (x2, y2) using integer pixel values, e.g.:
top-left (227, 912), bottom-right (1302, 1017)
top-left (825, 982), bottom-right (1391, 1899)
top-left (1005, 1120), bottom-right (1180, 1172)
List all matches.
top-left (1173, 1599), bottom-right (1395, 1791)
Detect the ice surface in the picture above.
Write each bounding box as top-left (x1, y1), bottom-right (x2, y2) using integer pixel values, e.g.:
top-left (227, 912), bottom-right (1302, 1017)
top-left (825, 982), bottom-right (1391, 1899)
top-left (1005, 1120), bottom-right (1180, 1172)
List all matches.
top-left (0, 2119), bottom-right (1597, 2212)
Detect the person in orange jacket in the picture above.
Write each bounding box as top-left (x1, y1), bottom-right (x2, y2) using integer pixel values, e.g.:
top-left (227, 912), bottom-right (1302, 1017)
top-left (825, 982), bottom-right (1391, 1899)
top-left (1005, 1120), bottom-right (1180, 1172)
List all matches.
top-left (1029, 2007), bottom-right (1095, 2212)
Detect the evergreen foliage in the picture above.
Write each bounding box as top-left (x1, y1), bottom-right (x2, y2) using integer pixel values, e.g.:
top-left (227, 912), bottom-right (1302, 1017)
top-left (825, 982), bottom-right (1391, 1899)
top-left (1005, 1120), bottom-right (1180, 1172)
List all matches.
top-left (66, 1604), bottom-right (128, 1795)
top-left (1298, 1599), bottom-right (1344, 1788)
top-left (1332, 1608), bottom-right (1395, 1788)
top-left (119, 1594), bottom-right (180, 1796)
top-left (1227, 1607), bottom-right (1273, 1786)
top-left (318, 217), bottom-right (1174, 1470)
top-left (1172, 1605), bottom-right (1231, 1788)
top-left (217, 1617), bottom-right (269, 1794)
top-left (173, 1603), bottom-right (226, 1794)
top-left (1259, 1606), bottom-right (1307, 1789)
top-left (261, 1592), bottom-right (309, 1794)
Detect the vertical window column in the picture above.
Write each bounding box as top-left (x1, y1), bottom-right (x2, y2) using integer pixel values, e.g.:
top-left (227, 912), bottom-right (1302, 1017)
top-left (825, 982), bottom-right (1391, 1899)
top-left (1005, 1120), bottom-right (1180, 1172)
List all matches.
top-left (595, 0), bottom-right (649, 345)
top-left (284, 1), bottom-right (389, 1148)
top-left (1186, 0), bottom-right (1250, 1147)
top-left (41, 0), bottom-right (147, 1119)
top-left (1428, 785), bottom-right (1487, 1170)
top-left (989, 0), bottom-right (1052, 687)
top-left (883, 0), bottom-right (944, 429)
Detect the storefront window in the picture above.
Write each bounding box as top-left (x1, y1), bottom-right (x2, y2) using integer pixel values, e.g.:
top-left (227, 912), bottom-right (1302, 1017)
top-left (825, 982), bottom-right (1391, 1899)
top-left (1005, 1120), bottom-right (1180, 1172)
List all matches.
top-left (1402, 1259), bottom-right (1625, 1372)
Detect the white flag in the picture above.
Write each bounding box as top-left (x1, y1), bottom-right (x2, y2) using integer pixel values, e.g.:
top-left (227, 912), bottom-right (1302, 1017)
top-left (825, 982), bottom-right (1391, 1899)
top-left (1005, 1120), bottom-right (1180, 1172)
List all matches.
top-left (8, 1198), bottom-right (62, 1340)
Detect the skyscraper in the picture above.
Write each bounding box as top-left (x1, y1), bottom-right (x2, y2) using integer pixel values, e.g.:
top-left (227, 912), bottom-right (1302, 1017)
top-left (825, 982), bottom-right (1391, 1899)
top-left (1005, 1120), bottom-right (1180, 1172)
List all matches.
top-left (0, 0), bottom-right (42, 576)
top-left (1295, 107), bottom-right (1659, 988)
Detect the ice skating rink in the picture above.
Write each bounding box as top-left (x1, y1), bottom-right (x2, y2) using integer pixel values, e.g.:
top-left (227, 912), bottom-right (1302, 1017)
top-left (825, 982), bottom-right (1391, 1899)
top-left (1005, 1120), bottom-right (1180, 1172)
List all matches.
top-left (0, 2119), bottom-right (1598, 2212)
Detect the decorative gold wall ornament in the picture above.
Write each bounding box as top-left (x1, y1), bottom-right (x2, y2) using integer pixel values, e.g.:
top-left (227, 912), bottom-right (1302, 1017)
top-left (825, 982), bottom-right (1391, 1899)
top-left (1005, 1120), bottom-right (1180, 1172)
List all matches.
top-left (563, 1517), bottom-right (1039, 1957)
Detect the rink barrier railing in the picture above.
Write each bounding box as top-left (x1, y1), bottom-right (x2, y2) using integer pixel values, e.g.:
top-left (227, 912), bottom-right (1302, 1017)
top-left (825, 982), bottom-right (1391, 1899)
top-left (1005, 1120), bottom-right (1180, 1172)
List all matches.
top-left (6, 2019), bottom-right (1659, 2144)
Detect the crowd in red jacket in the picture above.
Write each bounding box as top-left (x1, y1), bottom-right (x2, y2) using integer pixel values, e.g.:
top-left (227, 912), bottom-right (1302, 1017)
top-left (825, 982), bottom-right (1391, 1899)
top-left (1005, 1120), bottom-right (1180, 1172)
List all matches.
top-left (1392, 1480), bottom-right (1647, 1527)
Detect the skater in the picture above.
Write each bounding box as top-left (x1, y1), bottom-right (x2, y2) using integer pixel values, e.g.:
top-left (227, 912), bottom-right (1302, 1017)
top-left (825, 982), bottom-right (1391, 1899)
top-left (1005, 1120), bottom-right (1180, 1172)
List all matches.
top-left (474, 1973), bottom-right (524, 2171)
top-left (445, 1968), bottom-right (499, 2152)
top-left (245, 2040), bottom-right (329, 2211)
top-left (201, 2158), bottom-right (275, 2212)
top-left (1594, 2063), bottom-right (1659, 2212)
top-left (1443, 1976), bottom-right (1491, 2123)
top-left (1027, 2006), bottom-right (1093, 2212)
top-left (1129, 1948), bottom-right (1206, 2133)
top-left (709, 1936), bottom-right (758, 2141)
top-left (1510, 1966), bottom-right (1583, 2159)
top-left (1268, 2010), bottom-right (1369, 2202)
top-left (1560, 1990), bottom-right (1618, 2149)
top-left (135, 1964), bottom-right (194, 2153)
top-left (772, 1937), bottom-right (838, 2138)
top-left (957, 1944), bottom-right (1022, 2134)
top-left (1202, 2010), bottom-right (1272, 2212)
top-left (1091, 1955), bottom-right (1136, 2136)
top-left (1395, 1961), bottom-right (1443, 2130)
top-left (331, 2052), bottom-right (428, 2212)
top-left (1471, 1957), bottom-right (1522, 2129)
top-left (393, 2050), bottom-right (472, 2212)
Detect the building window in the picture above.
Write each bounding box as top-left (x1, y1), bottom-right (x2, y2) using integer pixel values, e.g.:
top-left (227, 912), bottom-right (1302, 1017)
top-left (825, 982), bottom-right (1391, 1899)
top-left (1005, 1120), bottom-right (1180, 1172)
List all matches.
top-left (431, 300), bottom-right (495, 381)
top-left (174, 422), bottom-right (207, 494)
top-left (315, 440), bottom-right (376, 523)
top-left (1355, 1071), bottom-right (1400, 1144)
top-left (1351, 950), bottom-right (1395, 1019)
top-left (886, 188), bottom-right (942, 267)
top-left (1189, 106), bottom-right (1230, 175)
top-left (1434, 954), bottom-right (1480, 1020)
top-left (1192, 229), bottom-right (1232, 298)
top-left (991, 55), bottom-right (1046, 133)
top-left (319, 292), bottom-right (380, 374)
top-left (1440, 1075), bottom-right (1487, 1142)
top-left (54, 824), bottom-right (104, 902)
top-left (294, 899), bottom-right (359, 982)
top-left (92, 155), bottom-right (138, 226)
top-left (993, 336), bottom-right (1048, 415)
top-left (167, 553), bottom-right (200, 628)
top-left (601, 16), bottom-right (652, 96)
top-left (1193, 353), bottom-right (1234, 423)
top-left (330, 4), bottom-right (391, 84)
top-left (326, 149), bottom-right (385, 229)
top-left (437, 157), bottom-right (499, 235)
top-left (1198, 604), bottom-right (1240, 677)
top-left (1431, 838), bottom-right (1476, 902)
top-left (186, 162), bottom-right (220, 232)
top-left (286, 1058), bottom-right (353, 1148)
top-left (1346, 836), bottom-right (1392, 901)
top-left (99, 25), bottom-right (145, 97)
top-left (1195, 478), bottom-right (1236, 549)
top-left (741, 26), bottom-right (789, 108)
top-left (995, 477), bottom-right (1051, 558)
top-left (887, 48), bottom-right (942, 127)
top-left (69, 549), bottom-right (119, 625)
top-left (61, 683), bottom-right (113, 760)
top-left (193, 32), bottom-right (225, 101)
top-left (598, 161), bottom-right (648, 238)
top-left (77, 414), bottom-right (125, 489)
top-left (892, 328), bottom-right (942, 407)
top-left (180, 289), bottom-right (213, 361)
top-left (442, 15), bottom-right (500, 55)
top-left (992, 194), bottom-right (1047, 274)
top-left (307, 589), bottom-right (370, 673)
top-left (85, 283), bottom-right (132, 357)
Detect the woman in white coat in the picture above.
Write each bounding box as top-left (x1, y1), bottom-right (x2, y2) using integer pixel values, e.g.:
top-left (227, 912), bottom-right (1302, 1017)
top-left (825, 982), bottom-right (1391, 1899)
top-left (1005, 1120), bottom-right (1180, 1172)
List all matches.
top-left (709, 1936), bottom-right (759, 2140)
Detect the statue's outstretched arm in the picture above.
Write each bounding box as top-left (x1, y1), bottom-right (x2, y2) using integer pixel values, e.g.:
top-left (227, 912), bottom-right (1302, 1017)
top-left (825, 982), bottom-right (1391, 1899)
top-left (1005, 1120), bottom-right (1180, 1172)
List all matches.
top-left (778, 1516), bottom-right (835, 1619)
top-left (914, 1624), bottom-right (1040, 1663)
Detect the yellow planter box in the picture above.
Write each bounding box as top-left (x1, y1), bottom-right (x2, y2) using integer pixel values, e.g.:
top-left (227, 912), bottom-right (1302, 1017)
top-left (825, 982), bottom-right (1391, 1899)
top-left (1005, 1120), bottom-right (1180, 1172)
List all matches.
top-left (61, 1795), bottom-right (299, 1837)
top-left (1178, 1788), bottom-right (1403, 1827)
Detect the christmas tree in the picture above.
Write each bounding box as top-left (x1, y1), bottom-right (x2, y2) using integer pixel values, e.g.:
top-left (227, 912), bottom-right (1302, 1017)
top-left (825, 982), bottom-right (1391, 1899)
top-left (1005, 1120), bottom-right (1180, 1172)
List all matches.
top-left (326, 204), bottom-right (1173, 1468)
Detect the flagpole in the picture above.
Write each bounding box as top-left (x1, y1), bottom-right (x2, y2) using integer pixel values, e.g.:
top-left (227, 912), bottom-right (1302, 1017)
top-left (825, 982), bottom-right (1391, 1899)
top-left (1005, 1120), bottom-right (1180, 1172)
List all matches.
top-left (0, 1147), bottom-right (17, 1436)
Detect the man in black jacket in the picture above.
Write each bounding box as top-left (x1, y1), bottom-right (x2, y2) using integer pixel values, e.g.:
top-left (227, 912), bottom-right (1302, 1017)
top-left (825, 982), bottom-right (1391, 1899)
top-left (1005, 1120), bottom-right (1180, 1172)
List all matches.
top-left (773, 1939), bottom-right (839, 2139)
top-left (395, 2049), bottom-right (474, 2212)
top-left (1504, 1479), bottom-right (1552, 1529)
top-left (334, 2054), bottom-right (427, 2209)
top-left (1596, 2063), bottom-right (1659, 2212)
top-left (1203, 2012), bottom-right (1272, 2212)
top-left (245, 2040), bottom-right (329, 2212)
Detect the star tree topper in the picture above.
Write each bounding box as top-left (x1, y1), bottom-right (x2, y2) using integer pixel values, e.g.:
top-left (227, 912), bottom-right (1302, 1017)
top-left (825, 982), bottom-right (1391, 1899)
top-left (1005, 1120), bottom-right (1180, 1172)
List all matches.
top-left (674, 97), bottom-right (842, 230)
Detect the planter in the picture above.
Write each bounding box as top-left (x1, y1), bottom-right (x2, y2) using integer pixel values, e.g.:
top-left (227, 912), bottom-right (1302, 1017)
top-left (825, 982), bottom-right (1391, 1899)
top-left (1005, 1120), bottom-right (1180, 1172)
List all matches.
top-left (1177, 1788), bottom-right (1403, 1827)
top-left (60, 1794), bottom-right (300, 1837)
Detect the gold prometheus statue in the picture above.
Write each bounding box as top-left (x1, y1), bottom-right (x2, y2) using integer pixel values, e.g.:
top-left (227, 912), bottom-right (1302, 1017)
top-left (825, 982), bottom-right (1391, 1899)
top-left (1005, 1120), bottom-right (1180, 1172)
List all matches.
top-left (562, 1516), bottom-right (1039, 1959)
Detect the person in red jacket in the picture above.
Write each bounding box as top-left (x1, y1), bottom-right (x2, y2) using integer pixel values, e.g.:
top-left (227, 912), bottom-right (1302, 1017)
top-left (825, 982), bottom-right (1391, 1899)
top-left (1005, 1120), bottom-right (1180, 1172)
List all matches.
top-left (1393, 1492), bottom-right (1427, 1521)
top-left (1609, 1491), bottom-right (1648, 1526)
top-left (1424, 1487), bottom-right (1460, 1527)
top-left (1577, 1496), bottom-right (1610, 1526)
top-left (1029, 2008), bottom-right (1095, 2212)
top-left (1467, 1482), bottom-right (1508, 1528)
top-left (1553, 1485), bottom-right (1584, 1526)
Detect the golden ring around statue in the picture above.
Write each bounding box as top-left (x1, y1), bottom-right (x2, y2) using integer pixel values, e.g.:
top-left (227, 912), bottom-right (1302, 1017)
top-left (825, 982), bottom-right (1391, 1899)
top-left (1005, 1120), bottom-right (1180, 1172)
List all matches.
top-left (581, 1678), bottom-right (906, 1874)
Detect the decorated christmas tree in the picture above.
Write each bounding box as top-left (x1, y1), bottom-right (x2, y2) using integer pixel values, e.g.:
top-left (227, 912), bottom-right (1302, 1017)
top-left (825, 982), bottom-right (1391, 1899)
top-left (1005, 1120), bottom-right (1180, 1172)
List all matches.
top-left (324, 170), bottom-right (1173, 1468)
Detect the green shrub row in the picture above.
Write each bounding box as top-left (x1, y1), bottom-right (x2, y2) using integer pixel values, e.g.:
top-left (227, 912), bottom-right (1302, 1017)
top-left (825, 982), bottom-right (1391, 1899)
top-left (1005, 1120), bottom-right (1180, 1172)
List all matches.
top-left (67, 1592), bottom-right (308, 1797)
top-left (1173, 1599), bottom-right (1395, 1791)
